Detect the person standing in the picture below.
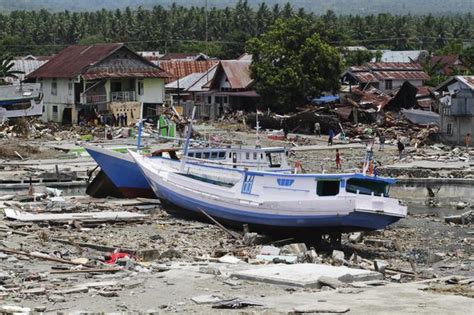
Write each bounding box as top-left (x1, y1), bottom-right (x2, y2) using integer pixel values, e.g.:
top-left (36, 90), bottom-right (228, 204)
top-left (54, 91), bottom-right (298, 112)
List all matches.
top-left (314, 121), bottom-right (321, 137)
top-left (328, 129), bottom-right (334, 146)
top-left (379, 133), bottom-right (386, 151)
top-left (335, 149), bottom-right (341, 170)
top-left (119, 113), bottom-right (124, 127)
top-left (124, 113), bottom-right (128, 127)
top-left (397, 139), bottom-right (405, 160)
top-left (282, 120), bottom-right (289, 139)
top-left (465, 133), bottom-right (471, 152)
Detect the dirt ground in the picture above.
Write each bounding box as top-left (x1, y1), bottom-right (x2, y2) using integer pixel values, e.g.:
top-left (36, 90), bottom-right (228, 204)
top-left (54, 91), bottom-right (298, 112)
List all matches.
top-left (0, 123), bottom-right (472, 313)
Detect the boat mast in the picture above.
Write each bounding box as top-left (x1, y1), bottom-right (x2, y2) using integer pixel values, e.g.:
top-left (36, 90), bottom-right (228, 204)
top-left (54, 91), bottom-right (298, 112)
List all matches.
top-left (180, 106), bottom-right (197, 172)
top-left (137, 102), bottom-right (144, 152)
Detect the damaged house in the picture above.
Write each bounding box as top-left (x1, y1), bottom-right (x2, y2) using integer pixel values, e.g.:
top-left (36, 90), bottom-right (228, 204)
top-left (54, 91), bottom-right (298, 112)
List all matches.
top-left (437, 76), bottom-right (474, 145)
top-left (341, 62), bottom-right (430, 93)
top-left (26, 43), bottom-right (169, 124)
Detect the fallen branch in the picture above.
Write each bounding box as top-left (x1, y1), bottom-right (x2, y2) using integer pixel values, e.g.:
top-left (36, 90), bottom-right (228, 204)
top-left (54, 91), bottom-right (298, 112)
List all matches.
top-left (198, 208), bottom-right (241, 240)
top-left (0, 247), bottom-right (89, 266)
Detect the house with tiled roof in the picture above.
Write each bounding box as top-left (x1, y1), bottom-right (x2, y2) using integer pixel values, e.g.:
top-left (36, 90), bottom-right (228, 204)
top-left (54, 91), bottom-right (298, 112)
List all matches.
top-left (341, 62), bottom-right (430, 93)
top-left (430, 55), bottom-right (468, 76)
top-left (27, 43), bottom-right (170, 124)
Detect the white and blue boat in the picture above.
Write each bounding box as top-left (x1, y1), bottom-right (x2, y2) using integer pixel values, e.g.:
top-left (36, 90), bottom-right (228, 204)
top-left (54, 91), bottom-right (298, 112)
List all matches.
top-left (84, 144), bottom-right (292, 198)
top-left (0, 83), bottom-right (43, 121)
top-left (131, 150), bottom-right (407, 233)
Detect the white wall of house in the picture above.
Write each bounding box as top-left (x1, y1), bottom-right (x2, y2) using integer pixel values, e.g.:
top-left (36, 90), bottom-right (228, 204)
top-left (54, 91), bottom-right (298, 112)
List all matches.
top-left (379, 79), bottom-right (423, 92)
top-left (139, 78), bottom-right (165, 104)
top-left (39, 78), bottom-right (77, 123)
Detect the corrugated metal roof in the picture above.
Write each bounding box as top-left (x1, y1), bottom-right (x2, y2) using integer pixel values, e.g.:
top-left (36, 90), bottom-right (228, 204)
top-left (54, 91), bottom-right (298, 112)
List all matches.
top-left (458, 75), bottom-right (474, 90)
top-left (187, 66), bottom-right (218, 92)
top-left (27, 43), bottom-right (124, 78)
top-left (352, 72), bottom-right (378, 83)
top-left (4, 59), bottom-right (46, 84)
top-left (220, 60), bottom-right (253, 90)
top-left (165, 72), bottom-right (206, 90)
top-left (374, 71), bottom-right (430, 81)
top-left (27, 43), bottom-right (169, 80)
top-left (158, 60), bottom-right (219, 83)
top-left (367, 62), bottom-right (422, 71)
top-left (82, 69), bottom-right (170, 80)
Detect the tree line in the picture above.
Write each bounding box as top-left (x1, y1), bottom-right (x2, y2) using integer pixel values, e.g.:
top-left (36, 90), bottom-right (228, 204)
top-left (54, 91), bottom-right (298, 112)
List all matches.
top-left (0, 0), bottom-right (472, 15)
top-left (0, 1), bottom-right (472, 59)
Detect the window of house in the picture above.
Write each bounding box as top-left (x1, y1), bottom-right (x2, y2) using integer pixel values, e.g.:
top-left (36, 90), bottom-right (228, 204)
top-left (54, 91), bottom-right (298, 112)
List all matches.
top-left (138, 81), bottom-right (144, 95)
top-left (223, 96), bottom-right (229, 104)
top-left (207, 96), bottom-right (212, 104)
top-left (68, 81), bottom-right (73, 96)
top-left (51, 79), bottom-right (57, 96)
top-left (215, 96), bottom-right (221, 103)
top-left (52, 105), bottom-right (58, 113)
top-left (316, 180), bottom-right (340, 196)
top-left (447, 123), bottom-right (453, 135)
top-left (385, 80), bottom-right (393, 90)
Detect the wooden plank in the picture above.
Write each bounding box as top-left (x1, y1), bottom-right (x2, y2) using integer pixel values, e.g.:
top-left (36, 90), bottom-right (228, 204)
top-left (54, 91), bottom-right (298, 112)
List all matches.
top-left (4, 208), bottom-right (148, 222)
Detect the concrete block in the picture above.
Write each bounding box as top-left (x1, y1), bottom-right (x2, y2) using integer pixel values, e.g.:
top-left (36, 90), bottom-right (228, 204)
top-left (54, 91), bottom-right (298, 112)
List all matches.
top-left (231, 263), bottom-right (382, 288)
top-left (255, 255), bottom-right (298, 264)
top-left (260, 245), bottom-right (280, 256)
top-left (281, 243), bottom-right (307, 255)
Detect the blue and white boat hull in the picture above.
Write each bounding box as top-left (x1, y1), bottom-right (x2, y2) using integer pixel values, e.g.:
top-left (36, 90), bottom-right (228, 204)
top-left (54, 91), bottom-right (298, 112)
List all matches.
top-left (131, 151), bottom-right (407, 233)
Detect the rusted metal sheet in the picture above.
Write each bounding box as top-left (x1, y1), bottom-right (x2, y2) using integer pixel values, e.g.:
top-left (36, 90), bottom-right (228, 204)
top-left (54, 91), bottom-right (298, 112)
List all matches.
top-left (159, 60), bottom-right (219, 83)
top-left (27, 43), bottom-right (169, 79)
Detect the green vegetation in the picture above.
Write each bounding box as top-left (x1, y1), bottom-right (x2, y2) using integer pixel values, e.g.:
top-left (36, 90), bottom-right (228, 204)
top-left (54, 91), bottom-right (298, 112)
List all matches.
top-left (0, 0), bottom-right (473, 15)
top-left (0, 2), bottom-right (472, 59)
top-left (0, 54), bottom-right (23, 84)
top-left (248, 17), bottom-right (342, 112)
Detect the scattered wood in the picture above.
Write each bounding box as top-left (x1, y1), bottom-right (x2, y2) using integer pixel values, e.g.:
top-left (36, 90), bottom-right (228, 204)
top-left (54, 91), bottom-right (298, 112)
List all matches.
top-left (4, 208), bottom-right (148, 223)
top-left (49, 268), bottom-right (122, 274)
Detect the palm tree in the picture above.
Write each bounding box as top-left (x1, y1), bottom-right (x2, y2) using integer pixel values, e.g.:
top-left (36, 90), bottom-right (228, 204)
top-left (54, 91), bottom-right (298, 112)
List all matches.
top-left (0, 55), bottom-right (24, 85)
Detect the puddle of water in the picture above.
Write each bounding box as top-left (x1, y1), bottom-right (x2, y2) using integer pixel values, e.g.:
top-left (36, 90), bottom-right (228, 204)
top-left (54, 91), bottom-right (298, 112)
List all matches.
top-left (392, 183), bottom-right (473, 216)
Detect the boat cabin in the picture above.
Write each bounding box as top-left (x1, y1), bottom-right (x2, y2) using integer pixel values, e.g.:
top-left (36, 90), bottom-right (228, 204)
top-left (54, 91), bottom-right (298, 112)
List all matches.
top-left (186, 147), bottom-right (289, 169)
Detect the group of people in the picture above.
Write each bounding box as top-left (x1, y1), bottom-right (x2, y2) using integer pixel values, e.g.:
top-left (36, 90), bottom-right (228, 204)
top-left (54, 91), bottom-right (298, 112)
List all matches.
top-left (97, 113), bottom-right (129, 127)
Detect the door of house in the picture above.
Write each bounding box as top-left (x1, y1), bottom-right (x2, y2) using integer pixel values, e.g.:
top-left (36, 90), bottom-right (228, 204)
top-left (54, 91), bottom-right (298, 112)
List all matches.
top-left (111, 81), bottom-right (122, 92)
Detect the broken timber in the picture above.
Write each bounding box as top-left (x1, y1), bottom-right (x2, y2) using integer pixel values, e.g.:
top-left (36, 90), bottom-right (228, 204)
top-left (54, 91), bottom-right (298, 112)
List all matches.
top-left (4, 208), bottom-right (148, 223)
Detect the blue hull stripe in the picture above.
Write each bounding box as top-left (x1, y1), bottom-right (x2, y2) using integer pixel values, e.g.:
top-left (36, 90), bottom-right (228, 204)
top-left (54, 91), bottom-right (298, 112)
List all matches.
top-left (148, 177), bottom-right (401, 230)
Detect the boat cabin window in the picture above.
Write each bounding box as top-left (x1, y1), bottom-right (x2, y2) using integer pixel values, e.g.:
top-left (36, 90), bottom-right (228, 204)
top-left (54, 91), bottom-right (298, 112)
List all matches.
top-left (195, 152), bottom-right (202, 159)
top-left (218, 152), bottom-right (226, 159)
top-left (203, 152), bottom-right (210, 159)
top-left (211, 152), bottom-right (218, 159)
top-left (253, 152), bottom-right (257, 160)
top-left (228, 152), bottom-right (232, 158)
top-left (266, 152), bottom-right (282, 168)
top-left (316, 180), bottom-right (340, 196)
top-left (245, 152), bottom-right (250, 160)
top-left (346, 178), bottom-right (388, 196)
top-left (187, 153), bottom-right (194, 157)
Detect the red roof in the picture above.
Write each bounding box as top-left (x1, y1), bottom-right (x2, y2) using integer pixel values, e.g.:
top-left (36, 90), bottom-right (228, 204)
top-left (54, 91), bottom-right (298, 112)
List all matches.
top-left (82, 68), bottom-right (170, 80)
top-left (27, 43), bottom-right (169, 79)
top-left (159, 60), bottom-right (219, 83)
top-left (373, 71), bottom-right (430, 81)
top-left (28, 43), bottom-right (123, 78)
top-left (206, 60), bottom-right (253, 90)
top-left (430, 55), bottom-right (467, 76)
